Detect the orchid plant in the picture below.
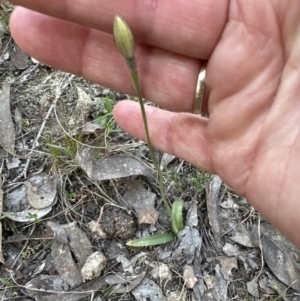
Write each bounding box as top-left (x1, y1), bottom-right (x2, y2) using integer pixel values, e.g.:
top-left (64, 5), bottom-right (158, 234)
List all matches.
top-left (113, 16), bottom-right (184, 246)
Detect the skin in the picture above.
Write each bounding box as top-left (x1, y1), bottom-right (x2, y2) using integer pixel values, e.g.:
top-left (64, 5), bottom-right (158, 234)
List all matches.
top-left (9, 0), bottom-right (300, 247)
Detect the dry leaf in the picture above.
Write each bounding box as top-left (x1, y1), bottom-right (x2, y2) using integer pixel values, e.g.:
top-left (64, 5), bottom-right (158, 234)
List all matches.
top-left (76, 145), bottom-right (156, 180)
top-left (4, 183), bottom-right (53, 222)
top-left (123, 180), bottom-right (159, 224)
top-left (207, 256), bottom-right (238, 281)
top-left (160, 153), bottom-right (175, 170)
top-left (247, 278), bottom-right (259, 298)
top-left (82, 122), bottom-right (105, 135)
top-left (132, 278), bottom-right (167, 301)
top-left (26, 173), bottom-right (57, 209)
top-left (229, 223), bottom-right (254, 248)
top-left (10, 46), bottom-right (28, 69)
top-left (252, 223), bottom-right (300, 291)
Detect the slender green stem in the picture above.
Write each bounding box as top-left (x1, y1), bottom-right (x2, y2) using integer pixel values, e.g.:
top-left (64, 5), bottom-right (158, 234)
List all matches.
top-left (127, 59), bottom-right (171, 216)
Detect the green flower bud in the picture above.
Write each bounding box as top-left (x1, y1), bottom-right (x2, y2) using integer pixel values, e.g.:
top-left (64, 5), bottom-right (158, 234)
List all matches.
top-left (113, 16), bottom-right (135, 59)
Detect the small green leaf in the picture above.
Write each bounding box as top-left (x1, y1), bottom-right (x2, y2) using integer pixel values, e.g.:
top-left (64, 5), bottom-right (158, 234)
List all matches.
top-left (104, 97), bottom-right (113, 114)
top-left (0, 278), bottom-right (14, 287)
top-left (46, 143), bottom-right (74, 156)
top-left (171, 198), bottom-right (184, 235)
top-left (126, 233), bottom-right (175, 247)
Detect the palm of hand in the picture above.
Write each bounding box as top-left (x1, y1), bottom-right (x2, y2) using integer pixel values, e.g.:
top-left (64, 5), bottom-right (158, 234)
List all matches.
top-left (9, 0), bottom-right (300, 245)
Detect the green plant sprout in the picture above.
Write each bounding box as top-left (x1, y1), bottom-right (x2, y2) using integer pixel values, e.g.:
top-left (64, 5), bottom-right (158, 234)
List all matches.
top-left (93, 96), bottom-right (117, 137)
top-left (113, 16), bottom-right (184, 246)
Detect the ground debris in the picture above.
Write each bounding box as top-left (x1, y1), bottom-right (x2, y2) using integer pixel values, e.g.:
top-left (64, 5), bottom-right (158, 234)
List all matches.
top-left (76, 144), bottom-right (156, 180)
top-left (207, 256), bottom-right (238, 281)
top-left (202, 264), bottom-right (228, 301)
top-left (0, 174), bottom-right (4, 263)
top-left (238, 250), bottom-right (260, 273)
top-left (246, 277), bottom-right (259, 298)
top-left (206, 175), bottom-right (223, 249)
top-left (123, 180), bottom-right (159, 224)
top-left (160, 153), bottom-right (175, 170)
top-left (82, 121), bottom-right (105, 135)
top-left (26, 270), bottom-right (146, 301)
top-left (0, 82), bottom-right (15, 155)
top-left (172, 203), bottom-right (202, 264)
top-left (132, 277), bottom-right (167, 301)
top-left (229, 223), bottom-right (254, 248)
top-left (67, 86), bottom-right (93, 136)
top-left (252, 222), bottom-right (300, 291)
top-left (100, 207), bottom-right (136, 239)
top-left (4, 172), bottom-right (57, 222)
top-left (81, 251), bottom-right (107, 281)
top-left (258, 273), bottom-right (276, 294)
top-left (10, 45), bottom-right (28, 70)
top-left (48, 221), bottom-right (93, 288)
top-left (222, 242), bottom-right (240, 256)
top-left (264, 271), bottom-right (294, 301)
top-left (87, 220), bottom-right (107, 239)
top-left (183, 265), bottom-right (197, 288)
top-left (150, 262), bottom-right (172, 282)
top-left (26, 172), bottom-right (57, 209)
top-left (26, 275), bottom-right (71, 301)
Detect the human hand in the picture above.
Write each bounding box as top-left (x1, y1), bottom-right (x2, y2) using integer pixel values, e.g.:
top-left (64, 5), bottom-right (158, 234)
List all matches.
top-left (9, 1), bottom-right (300, 247)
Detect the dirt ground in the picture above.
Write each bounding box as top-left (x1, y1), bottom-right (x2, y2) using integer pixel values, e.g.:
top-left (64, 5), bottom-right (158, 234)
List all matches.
top-left (1, 3), bottom-right (300, 301)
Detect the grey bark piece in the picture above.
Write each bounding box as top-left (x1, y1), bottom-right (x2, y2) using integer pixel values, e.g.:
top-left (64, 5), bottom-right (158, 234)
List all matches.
top-left (186, 202), bottom-right (198, 227)
top-left (51, 239), bottom-right (83, 288)
top-left (51, 222), bottom-right (93, 288)
top-left (0, 83), bottom-right (15, 155)
top-left (132, 278), bottom-right (167, 301)
top-left (206, 175), bottom-right (223, 249)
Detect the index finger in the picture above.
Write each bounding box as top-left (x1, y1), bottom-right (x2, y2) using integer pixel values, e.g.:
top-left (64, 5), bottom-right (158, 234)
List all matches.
top-left (10, 0), bottom-right (228, 58)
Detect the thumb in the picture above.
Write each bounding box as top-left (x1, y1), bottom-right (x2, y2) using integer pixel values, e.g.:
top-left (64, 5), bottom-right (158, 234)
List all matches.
top-left (113, 100), bottom-right (213, 172)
